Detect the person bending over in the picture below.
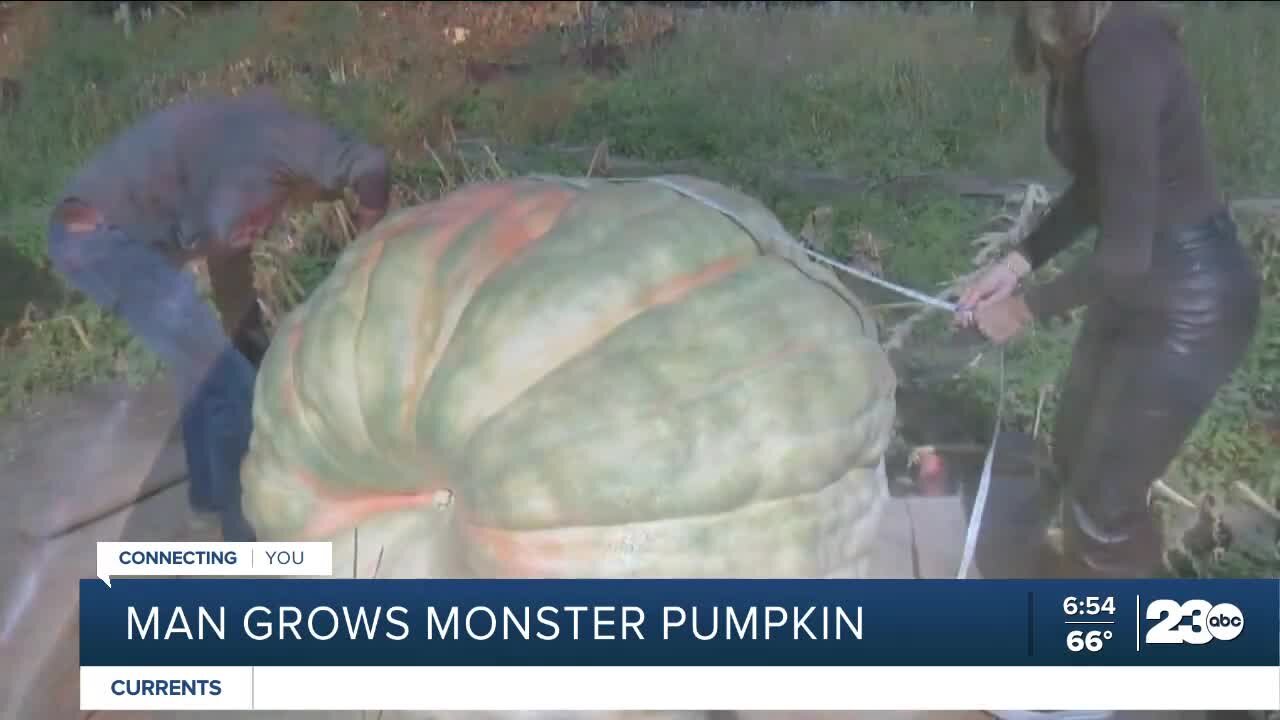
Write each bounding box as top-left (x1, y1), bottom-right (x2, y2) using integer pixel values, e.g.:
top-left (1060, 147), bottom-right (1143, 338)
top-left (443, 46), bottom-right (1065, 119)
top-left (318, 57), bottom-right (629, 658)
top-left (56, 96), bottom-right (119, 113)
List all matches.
top-left (956, 1), bottom-right (1261, 578)
top-left (47, 87), bottom-right (391, 541)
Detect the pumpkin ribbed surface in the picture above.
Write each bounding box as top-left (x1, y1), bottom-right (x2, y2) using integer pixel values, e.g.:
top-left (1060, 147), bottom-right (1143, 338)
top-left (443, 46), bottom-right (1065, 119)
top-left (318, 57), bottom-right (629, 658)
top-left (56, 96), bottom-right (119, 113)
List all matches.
top-left (241, 175), bottom-right (896, 579)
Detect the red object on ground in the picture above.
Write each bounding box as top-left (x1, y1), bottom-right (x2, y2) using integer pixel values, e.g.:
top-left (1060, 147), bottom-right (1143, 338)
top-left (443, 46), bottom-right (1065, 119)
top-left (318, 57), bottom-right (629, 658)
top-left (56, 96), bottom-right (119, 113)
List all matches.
top-left (915, 450), bottom-right (949, 496)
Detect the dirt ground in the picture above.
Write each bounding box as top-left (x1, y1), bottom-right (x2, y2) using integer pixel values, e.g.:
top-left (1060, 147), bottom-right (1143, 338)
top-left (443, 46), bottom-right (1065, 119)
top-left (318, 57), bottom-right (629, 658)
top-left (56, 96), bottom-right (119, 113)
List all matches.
top-left (0, 0), bottom-right (675, 147)
top-left (0, 1), bottom-right (49, 78)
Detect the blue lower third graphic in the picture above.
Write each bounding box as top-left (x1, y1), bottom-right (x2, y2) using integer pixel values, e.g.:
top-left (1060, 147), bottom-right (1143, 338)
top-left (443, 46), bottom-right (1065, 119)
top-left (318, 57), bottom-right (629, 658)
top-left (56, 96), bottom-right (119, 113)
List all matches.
top-left (78, 578), bottom-right (1279, 667)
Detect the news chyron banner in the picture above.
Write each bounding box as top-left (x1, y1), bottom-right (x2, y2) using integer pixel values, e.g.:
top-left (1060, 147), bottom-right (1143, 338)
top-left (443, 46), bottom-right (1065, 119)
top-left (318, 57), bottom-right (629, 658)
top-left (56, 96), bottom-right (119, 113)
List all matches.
top-left (83, 542), bottom-right (1279, 713)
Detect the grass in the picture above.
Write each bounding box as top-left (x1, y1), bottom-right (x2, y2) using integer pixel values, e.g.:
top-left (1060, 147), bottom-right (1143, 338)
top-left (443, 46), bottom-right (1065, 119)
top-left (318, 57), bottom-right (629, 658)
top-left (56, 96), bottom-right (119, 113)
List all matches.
top-left (1, 1), bottom-right (1277, 573)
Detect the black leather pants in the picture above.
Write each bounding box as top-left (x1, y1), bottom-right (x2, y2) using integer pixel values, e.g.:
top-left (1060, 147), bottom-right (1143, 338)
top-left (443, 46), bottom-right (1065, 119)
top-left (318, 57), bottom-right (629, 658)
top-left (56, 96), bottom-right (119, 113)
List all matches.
top-left (1051, 209), bottom-right (1261, 577)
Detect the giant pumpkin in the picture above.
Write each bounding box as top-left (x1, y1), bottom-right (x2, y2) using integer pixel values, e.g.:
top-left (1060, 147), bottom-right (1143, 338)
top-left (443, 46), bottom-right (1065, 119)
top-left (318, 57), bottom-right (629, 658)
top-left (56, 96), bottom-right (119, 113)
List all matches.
top-left (241, 175), bottom-right (897, 581)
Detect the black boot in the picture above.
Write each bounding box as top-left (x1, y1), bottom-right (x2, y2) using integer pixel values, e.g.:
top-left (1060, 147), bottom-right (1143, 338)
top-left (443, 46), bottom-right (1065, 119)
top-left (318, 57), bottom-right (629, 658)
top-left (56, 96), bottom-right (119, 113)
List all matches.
top-left (1045, 500), bottom-right (1166, 579)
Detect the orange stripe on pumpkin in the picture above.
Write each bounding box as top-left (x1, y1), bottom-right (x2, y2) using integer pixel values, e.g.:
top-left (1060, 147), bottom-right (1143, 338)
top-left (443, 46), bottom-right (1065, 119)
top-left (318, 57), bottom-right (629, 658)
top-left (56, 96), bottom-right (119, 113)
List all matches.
top-left (360, 235), bottom-right (386, 272)
top-left (278, 321), bottom-right (307, 418)
top-left (397, 184), bottom-right (536, 419)
top-left (295, 486), bottom-right (441, 541)
top-left (369, 181), bottom-right (528, 245)
top-left (416, 182), bottom-right (535, 257)
top-left (640, 254), bottom-right (747, 308)
top-left (459, 522), bottom-right (582, 577)
top-left (339, 236), bottom-right (387, 452)
top-left (397, 210), bottom-right (479, 431)
top-left (373, 178), bottom-right (558, 253)
top-left (400, 185), bottom-right (578, 432)
top-left (465, 184), bottom-right (579, 288)
top-left (284, 441), bottom-right (456, 540)
top-left (272, 320), bottom-right (349, 508)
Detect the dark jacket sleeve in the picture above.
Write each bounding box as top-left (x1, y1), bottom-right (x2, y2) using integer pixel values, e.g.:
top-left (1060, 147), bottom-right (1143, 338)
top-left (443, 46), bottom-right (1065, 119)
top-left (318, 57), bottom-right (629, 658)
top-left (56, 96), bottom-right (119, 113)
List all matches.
top-left (1024, 35), bottom-right (1165, 321)
top-left (268, 112), bottom-right (391, 214)
top-left (1018, 180), bottom-right (1093, 270)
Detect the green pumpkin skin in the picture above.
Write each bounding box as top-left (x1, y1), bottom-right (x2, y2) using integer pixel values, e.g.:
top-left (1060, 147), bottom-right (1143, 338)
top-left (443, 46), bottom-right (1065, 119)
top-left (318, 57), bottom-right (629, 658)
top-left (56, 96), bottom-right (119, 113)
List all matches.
top-left (242, 175), bottom-right (896, 579)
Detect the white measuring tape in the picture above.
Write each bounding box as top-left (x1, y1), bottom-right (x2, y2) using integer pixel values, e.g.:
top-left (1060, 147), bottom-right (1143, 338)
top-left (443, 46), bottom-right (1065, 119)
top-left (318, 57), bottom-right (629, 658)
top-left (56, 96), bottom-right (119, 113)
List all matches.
top-left (802, 248), bottom-right (961, 314)
top-left (799, 249), bottom-right (1092, 719)
top-left (957, 346), bottom-right (1004, 580)
top-left (798, 251), bottom-right (1102, 720)
top-left (803, 246), bottom-right (1002, 581)
top-left (774, 240), bottom-right (998, 582)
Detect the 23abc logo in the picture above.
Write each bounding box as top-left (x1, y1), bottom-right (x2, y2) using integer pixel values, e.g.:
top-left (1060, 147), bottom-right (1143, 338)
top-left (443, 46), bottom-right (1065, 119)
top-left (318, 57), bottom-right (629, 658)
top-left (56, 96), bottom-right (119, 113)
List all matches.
top-left (1144, 599), bottom-right (1244, 645)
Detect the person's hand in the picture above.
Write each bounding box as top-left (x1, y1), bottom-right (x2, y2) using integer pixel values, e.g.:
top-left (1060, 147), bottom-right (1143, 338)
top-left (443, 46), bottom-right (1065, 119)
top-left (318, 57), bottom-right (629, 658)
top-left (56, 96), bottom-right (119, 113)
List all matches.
top-left (954, 251), bottom-right (1032, 328)
top-left (973, 294), bottom-right (1034, 345)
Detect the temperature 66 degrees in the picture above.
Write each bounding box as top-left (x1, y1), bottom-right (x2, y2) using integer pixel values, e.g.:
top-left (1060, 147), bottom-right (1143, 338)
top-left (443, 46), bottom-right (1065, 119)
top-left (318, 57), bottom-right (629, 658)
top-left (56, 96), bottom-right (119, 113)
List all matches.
top-left (1067, 629), bottom-right (1113, 652)
top-left (1063, 596), bottom-right (1116, 616)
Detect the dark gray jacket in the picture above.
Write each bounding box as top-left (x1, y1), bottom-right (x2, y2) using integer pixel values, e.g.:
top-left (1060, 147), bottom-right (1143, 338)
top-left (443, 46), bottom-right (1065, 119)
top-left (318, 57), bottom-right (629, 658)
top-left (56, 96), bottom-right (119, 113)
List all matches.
top-left (57, 87), bottom-right (389, 258)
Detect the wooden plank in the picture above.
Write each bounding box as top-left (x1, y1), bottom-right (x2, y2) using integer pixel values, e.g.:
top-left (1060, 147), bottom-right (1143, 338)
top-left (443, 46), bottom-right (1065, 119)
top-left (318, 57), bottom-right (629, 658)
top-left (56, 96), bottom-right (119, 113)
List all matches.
top-left (0, 481), bottom-right (212, 718)
top-left (0, 379), bottom-right (188, 540)
top-left (868, 497), bottom-right (919, 579)
top-left (903, 496), bottom-right (971, 579)
top-left (868, 496), bottom-right (973, 580)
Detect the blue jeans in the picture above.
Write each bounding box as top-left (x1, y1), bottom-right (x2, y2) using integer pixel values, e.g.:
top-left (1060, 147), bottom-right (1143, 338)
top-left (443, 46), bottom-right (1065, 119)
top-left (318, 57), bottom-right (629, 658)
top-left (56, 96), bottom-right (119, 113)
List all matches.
top-left (47, 218), bottom-right (258, 541)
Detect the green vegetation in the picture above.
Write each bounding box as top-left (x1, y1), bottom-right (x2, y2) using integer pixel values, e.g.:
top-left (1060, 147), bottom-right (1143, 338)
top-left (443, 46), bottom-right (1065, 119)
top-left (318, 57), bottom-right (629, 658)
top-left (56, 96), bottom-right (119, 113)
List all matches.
top-left (1, 1), bottom-right (1276, 573)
